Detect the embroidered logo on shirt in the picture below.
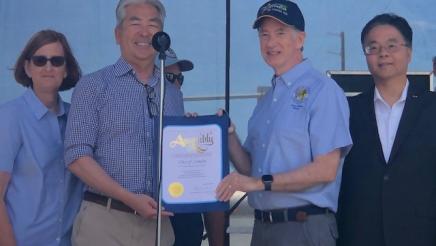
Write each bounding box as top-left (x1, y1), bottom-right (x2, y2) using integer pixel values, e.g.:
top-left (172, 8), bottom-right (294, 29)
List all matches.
top-left (291, 87), bottom-right (309, 109)
top-left (295, 87), bottom-right (309, 101)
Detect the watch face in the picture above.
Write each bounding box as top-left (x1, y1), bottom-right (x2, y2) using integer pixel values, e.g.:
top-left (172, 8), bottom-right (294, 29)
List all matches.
top-left (262, 174), bottom-right (273, 182)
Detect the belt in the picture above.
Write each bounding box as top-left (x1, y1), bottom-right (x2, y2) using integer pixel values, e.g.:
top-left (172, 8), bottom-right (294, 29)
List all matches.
top-left (254, 205), bottom-right (333, 223)
top-left (84, 191), bottom-right (137, 215)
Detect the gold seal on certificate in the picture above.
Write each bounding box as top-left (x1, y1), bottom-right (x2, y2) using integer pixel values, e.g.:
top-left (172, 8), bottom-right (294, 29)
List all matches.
top-left (162, 115), bottom-right (229, 213)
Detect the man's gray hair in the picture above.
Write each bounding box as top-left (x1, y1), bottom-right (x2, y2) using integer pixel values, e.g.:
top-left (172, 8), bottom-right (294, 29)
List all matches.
top-left (116, 0), bottom-right (166, 27)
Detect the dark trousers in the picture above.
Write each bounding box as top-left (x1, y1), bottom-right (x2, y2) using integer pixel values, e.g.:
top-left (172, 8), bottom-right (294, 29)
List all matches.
top-left (170, 213), bottom-right (204, 246)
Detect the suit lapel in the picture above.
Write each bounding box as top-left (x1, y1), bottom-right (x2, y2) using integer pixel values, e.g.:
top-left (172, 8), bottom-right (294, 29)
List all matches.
top-left (387, 84), bottom-right (425, 164)
top-left (358, 88), bottom-right (387, 165)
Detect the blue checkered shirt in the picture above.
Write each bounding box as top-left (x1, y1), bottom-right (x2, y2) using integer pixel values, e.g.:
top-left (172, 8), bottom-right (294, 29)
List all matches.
top-left (64, 58), bottom-right (184, 197)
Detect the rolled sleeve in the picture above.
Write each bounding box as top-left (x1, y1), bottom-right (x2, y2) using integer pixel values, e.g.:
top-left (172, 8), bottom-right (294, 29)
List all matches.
top-left (64, 75), bottom-right (102, 166)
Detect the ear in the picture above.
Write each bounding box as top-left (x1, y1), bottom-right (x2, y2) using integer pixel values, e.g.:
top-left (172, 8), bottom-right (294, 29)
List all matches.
top-left (24, 60), bottom-right (32, 78)
top-left (115, 26), bottom-right (121, 45)
top-left (295, 31), bottom-right (306, 50)
top-left (406, 47), bottom-right (412, 64)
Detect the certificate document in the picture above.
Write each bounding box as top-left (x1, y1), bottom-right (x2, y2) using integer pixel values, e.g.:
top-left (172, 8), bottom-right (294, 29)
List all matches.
top-left (162, 115), bottom-right (229, 213)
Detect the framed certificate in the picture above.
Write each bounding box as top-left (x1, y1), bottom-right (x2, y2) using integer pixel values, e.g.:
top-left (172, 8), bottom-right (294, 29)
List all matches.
top-left (162, 115), bottom-right (229, 213)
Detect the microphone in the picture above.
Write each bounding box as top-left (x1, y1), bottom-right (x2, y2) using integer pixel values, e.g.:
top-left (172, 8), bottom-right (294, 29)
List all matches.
top-left (152, 31), bottom-right (171, 54)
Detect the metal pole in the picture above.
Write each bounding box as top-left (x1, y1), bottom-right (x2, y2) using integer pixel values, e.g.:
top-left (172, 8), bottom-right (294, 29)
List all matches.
top-left (225, 0), bottom-right (231, 245)
top-left (225, 0), bottom-right (231, 113)
top-left (327, 31), bottom-right (346, 71)
top-left (155, 56), bottom-right (166, 246)
top-left (340, 31), bottom-right (345, 70)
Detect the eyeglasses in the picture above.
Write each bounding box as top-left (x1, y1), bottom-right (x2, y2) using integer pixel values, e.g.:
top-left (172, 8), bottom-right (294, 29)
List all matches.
top-left (145, 85), bottom-right (158, 118)
top-left (30, 56), bottom-right (66, 67)
top-left (165, 72), bottom-right (184, 86)
top-left (363, 42), bottom-right (409, 55)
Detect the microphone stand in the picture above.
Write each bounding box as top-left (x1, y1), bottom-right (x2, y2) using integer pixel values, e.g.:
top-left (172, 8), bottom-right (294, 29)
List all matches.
top-left (155, 50), bottom-right (166, 246)
top-left (151, 31), bottom-right (170, 246)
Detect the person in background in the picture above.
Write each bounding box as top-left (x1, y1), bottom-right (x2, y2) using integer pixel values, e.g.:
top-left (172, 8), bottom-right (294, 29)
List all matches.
top-left (215, 1), bottom-right (352, 245)
top-left (64, 0), bottom-right (181, 245)
top-left (0, 29), bottom-right (83, 246)
top-left (337, 13), bottom-right (436, 246)
top-left (156, 48), bottom-right (226, 246)
top-left (156, 47), bottom-right (193, 89)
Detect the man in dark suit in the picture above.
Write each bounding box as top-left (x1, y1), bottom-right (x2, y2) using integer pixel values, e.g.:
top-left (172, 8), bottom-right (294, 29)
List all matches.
top-left (337, 13), bottom-right (436, 246)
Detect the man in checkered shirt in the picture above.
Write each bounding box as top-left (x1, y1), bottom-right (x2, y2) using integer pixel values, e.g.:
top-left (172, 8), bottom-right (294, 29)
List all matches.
top-left (64, 1), bottom-right (182, 245)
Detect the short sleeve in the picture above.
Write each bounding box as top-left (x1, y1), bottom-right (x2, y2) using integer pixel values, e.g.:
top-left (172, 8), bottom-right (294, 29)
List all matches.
top-left (309, 81), bottom-right (352, 158)
top-left (0, 104), bottom-right (22, 172)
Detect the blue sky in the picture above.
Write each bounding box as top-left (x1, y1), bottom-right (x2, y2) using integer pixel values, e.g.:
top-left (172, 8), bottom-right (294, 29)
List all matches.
top-left (1, 0), bottom-right (435, 138)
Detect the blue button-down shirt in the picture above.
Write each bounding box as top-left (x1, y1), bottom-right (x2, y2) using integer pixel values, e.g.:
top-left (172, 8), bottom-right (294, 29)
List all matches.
top-left (244, 59), bottom-right (352, 212)
top-left (0, 89), bottom-right (83, 246)
top-left (64, 58), bottom-right (184, 197)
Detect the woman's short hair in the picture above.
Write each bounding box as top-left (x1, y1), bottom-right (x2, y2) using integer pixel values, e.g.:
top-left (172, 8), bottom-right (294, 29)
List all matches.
top-left (14, 29), bottom-right (82, 91)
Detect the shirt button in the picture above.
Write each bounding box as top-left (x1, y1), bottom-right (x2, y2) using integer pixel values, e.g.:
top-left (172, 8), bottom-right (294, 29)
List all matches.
top-left (273, 98), bottom-right (278, 102)
top-left (258, 193), bottom-right (263, 197)
top-left (258, 168), bottom-right (262, 173)
top-left (383, 175), bottom-right (389, 181)
top-left (262, 144), bottom-right (266, 148)
top-left (266, 120), bottom-right (270, 124)
top-left (56, 237), bottom-right (60, 242)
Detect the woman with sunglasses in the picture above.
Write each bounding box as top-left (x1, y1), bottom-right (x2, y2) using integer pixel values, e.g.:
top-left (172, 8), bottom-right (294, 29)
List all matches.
top-left (0, 29), bottom-right (82, 246)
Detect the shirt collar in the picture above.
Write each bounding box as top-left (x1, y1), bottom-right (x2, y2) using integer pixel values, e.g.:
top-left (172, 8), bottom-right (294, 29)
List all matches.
top-left (23, 88), bottom-right (66, 120)
top-left (114, 57), bottom-right (160, 87)
top-left (374, 80), bottom-right (409, 105)
top-left (271, 59), bottom-right (312, 88)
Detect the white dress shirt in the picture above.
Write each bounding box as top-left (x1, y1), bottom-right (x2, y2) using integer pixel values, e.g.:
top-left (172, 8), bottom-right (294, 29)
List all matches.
top-left (374, 81), bottom-right (409, 162)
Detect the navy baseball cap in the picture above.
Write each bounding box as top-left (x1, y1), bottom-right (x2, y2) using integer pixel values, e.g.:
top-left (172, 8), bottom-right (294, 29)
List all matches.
top-left (253, 0), bottom-right (305, 31)
top-left (154, 48), bottom-right (193, 72)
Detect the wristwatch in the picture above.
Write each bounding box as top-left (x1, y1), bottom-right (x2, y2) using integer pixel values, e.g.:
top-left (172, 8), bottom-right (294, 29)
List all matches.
top-left (261, 174), bottom-right (274, 191)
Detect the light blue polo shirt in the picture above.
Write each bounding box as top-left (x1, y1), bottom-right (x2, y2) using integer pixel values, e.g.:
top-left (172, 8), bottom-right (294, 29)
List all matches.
top-left (0, 89), bottom-right (83, 246)
top-left (244, 59), bottom-right (352, 212)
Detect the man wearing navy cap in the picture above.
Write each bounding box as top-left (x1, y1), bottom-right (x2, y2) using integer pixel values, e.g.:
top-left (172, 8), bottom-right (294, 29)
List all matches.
top-left (216, 1), bottom-right (352, 245)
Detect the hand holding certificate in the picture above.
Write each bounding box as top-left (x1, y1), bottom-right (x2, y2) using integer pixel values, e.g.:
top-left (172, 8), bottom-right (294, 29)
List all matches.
top-left (162, 115), bottom-right (229, 213)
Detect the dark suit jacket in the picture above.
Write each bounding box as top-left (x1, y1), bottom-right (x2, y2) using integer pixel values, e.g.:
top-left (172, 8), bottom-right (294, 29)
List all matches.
top-left (337, 83), bottom-right (436, 246)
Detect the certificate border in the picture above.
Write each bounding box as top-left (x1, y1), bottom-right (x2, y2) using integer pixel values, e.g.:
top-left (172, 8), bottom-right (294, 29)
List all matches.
top-left (161, 115), bottom-right (229, 213)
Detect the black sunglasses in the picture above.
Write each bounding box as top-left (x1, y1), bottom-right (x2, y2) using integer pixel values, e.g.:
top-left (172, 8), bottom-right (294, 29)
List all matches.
top-left (165, 72), bottom-right (184, 86)
top-left (145, 85), bottom-right (159, 118)
top-left (30, 56), bottom-right (66, 67)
